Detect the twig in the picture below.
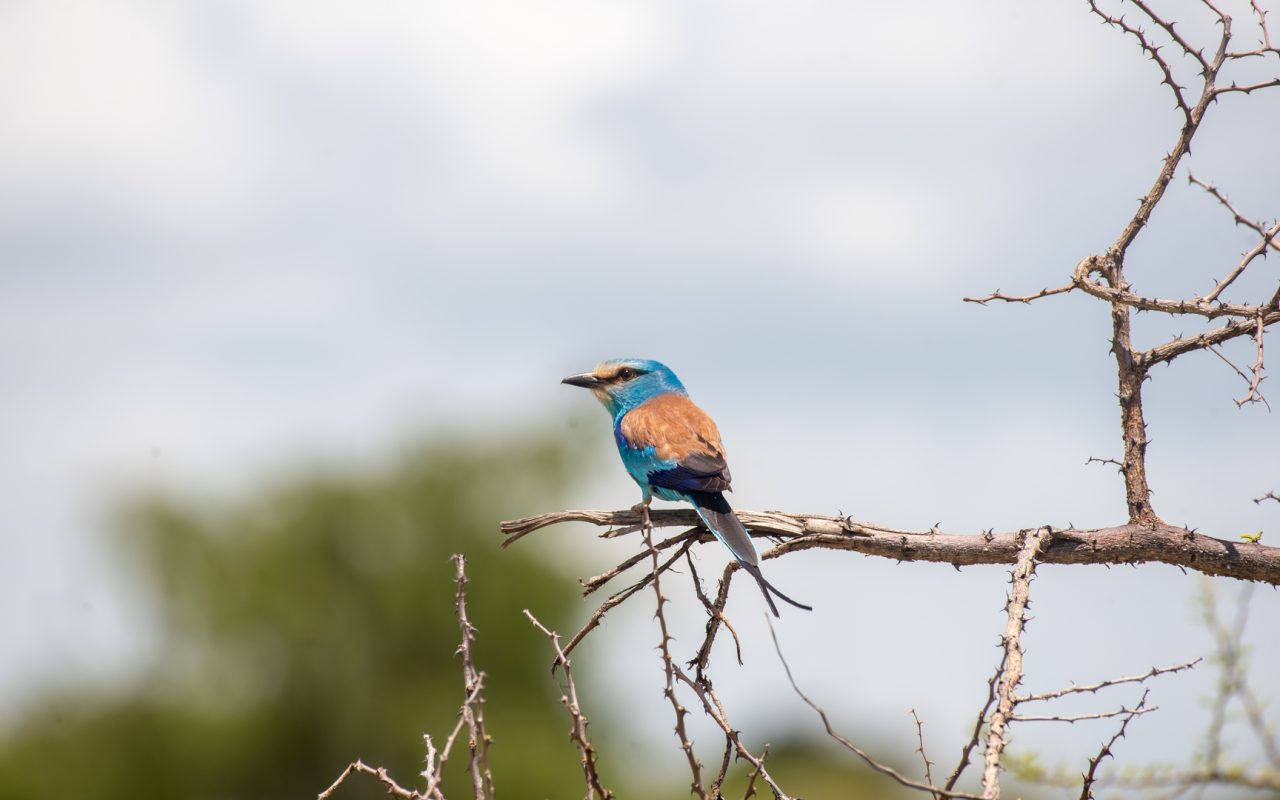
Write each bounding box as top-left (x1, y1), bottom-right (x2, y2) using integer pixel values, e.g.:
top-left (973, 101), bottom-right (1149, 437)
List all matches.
top-left (525, 611), bottom-right (614, 800)
top-left (766, 618), bottom-right (986, 800)
top-left (645, 520), bottom-right (708, 800)
top-left (321, 555), bottom-right (493, 800)
top-left (319, 760), bottom-right (423, 800)
top-left (1079, 690), bottom-right (1150, 800)
top-left (581, 528), bottom-right (703, 594)
top-left (1016, 659), bottom-right (1200, 704)
top-left (557, 537), bottom-right (697, 667)
top-left (685, 553), bottom-right (744, 667)
top-left (452, 554), bottom-right (495, 800)
top-left (944, 661), bottom-right (1003, 795)
top-left (1010, 704), bottom-right (1155, 723)
top-left (1235, 316), bottom-right (1268, 408)
top-left (982, 527), bottom-right (1052, 798)
top-left (1206, 343), bottom-right (1270, 411)
top-left (963, 284), bottom-right (1075, 305)
top-left (911, 708), bottom-right (939, 799)
top-left (670, 663), bottom-right (794, 800)
top-left (740, 744), bottom-right (768, 800)
top-left (690, 561), bottom-right (738, 680)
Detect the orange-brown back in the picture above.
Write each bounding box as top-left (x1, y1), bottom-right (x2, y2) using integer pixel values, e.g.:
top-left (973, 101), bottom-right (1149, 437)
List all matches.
top-left (619, 393), bottom-right (727, 465)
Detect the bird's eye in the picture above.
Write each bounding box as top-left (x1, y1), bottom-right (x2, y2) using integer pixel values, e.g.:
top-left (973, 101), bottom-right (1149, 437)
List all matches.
top-left (617, 368), bottom-right (637, 380)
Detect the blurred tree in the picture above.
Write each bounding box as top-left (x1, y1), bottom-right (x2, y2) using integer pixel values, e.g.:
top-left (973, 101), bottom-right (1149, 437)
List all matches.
top-left (0, 429), bottom-right (604, 799)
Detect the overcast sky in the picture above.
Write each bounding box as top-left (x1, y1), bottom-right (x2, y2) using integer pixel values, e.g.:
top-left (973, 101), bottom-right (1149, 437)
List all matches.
top-left (2, 0), bottom-right (1278, 788)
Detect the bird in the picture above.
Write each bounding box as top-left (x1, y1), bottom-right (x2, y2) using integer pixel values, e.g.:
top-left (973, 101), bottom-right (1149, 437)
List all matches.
top-left (562, 358), bottom-right (811, 617)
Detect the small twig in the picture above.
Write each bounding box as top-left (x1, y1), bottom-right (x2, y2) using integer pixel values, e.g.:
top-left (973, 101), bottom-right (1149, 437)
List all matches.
top-left (1085, 456), bottom-right (1124, 471)
top-left (1016, 659), bottom-right (1200, 704)
top-left (740, 744), bottom-right (769, 800)
top-left (1010, 703), bottom-right (1155, 723)
top-left (452, 554), bottom-right (495, 800)
top-left (525, 610), bottom-right (614, 800)
top-left (767, 618), bottom-right (985, 799)
top-left (944, 661), bottom-right (1003, 795)
top-left (319, 760), bottom-right (423, 800)
top-left (1235, 316), bottom-right (1269, 408)
top-left (963, 284), bottom-right (1076, 305)
top-left (1079, 690), bottom-right (1151, 800)
top-left (983, 527), bottom-right (1052, 798)
top-left (557, 538), bottom-right (697, 667)
top-left (581, 528), bottom-right (702, 594)
top-left (911, 708), bottom-right (939, 799)
top-left (686, 552), bottom-right (744, 667)
top-left (671, 663), bottom-right (794, 800)
top-left (690, 561), bottom-right (738, 680)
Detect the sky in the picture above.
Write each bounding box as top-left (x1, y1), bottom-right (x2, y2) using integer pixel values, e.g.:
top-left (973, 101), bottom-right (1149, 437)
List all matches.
top-left (2, 0), bottom-right (1278, 790)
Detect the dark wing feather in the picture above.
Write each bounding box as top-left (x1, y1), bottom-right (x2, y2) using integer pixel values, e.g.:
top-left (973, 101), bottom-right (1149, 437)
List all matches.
top-left (648, 451), bottom-right (732, 494)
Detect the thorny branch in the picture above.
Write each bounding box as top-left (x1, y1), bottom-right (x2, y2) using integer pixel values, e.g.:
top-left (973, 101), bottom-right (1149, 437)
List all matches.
top-left (643, 519), bottom-right (707, 800)
top-left (1078, 690), bottom-right (1150, 800)
top-left (982, 528), bottom-right (1051, 798)
top-left (453, 555), bottom-right (496, 800)
top-left (318, 554), bottom-right (492, 800)
top-left (501, 509), bottom-right (1280, 588)
top-left (524, 611), bottom-right (614, 800)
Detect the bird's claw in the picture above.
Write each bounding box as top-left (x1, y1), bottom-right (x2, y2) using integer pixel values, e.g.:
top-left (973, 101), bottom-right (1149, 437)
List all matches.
top-left (630, 501), bottom-right (652, 530)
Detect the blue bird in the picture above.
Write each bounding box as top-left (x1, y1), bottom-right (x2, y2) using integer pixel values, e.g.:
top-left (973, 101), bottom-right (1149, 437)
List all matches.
top-left (562, 358), bottom-right (811, 617)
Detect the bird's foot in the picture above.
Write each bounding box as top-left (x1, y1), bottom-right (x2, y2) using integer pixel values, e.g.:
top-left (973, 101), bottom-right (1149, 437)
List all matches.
top-left (630, 501), bottom-right (652, 530)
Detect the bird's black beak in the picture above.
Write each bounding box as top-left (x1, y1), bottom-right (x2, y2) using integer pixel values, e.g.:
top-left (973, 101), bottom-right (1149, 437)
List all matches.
top-left (562, 372), bottom-right (603, 388)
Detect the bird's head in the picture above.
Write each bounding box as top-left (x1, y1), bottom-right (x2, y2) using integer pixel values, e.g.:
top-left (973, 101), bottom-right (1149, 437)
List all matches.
top-left (562, 358), bottom-right (687, 418)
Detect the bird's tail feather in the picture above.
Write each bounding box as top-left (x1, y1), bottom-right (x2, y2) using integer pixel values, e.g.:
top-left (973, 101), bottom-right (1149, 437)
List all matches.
top-left (688, 491), bottom-right (812, 617)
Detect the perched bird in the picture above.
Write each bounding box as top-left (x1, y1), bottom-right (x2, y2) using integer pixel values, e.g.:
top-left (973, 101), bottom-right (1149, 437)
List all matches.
top-left (562, 358), bottom-right (811, 617)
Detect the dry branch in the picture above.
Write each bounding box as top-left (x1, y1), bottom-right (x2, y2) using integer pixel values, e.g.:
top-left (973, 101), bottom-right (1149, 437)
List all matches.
top-left (524, 611), bottom-right (614, 800)
top-left (500, 509), bottom-right (1280, 586)
top-left (982, 528), bottom-right (1050, 797)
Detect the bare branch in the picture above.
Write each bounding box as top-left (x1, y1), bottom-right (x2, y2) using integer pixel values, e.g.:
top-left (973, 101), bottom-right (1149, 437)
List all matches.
top-left (644, 520), bottom-right (707, 800)
top-left (983, 527), bottom-right (1051, 798)
top-left (581, 528), bottom-right (705, 595)
top-left (452, 554), bottom-right (495, 800)
top-left (1187, 174), bottom-right (1280, 269)
top-left (963, 284), bottom-right (1075, 305)
top-left (1071, 257), bottom-right (1270, 319)
top-left (670, 663), bottom-right (793, 799)
top-left (1079, 691), bottom-right (1150, 800)
top-left (1207, 343), bottom-right (1271, 411)
top-left (944, 661), bottom-right (1002, 795)
top-left (501, 509), bottom-right (1280, 586)
top-left (1010, 704), bottom-right (1155, 723)
top-left (690, 561), bottom-right (738, 680)
top-left (1086, 0), bottom-right (1192, 122)
top-left (1016, 659), bottom-right (1200, 704)
top-left (685, 553), bottom-right (743, 667)
top-left (557, 537), bottom-right (697, 666)
top-left (524, 611), bottom-right (614, 800)
top-left (911, 708), bottom-right (939, 800)
top-left (1144, 309), bottom-right (1280, 368)
top-left (319, 760), bottom-right (424, 800)
top-left (1235, 316), bottom-right (1269, 408)
top-left (767, 618), bottom-right (986, 799)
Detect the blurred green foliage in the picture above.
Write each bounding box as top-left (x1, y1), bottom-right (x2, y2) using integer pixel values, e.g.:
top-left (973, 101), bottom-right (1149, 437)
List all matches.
top-left (0, 431), bottom-right (593, 799)
top-left (0, 426), bottom-right (915, 799)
